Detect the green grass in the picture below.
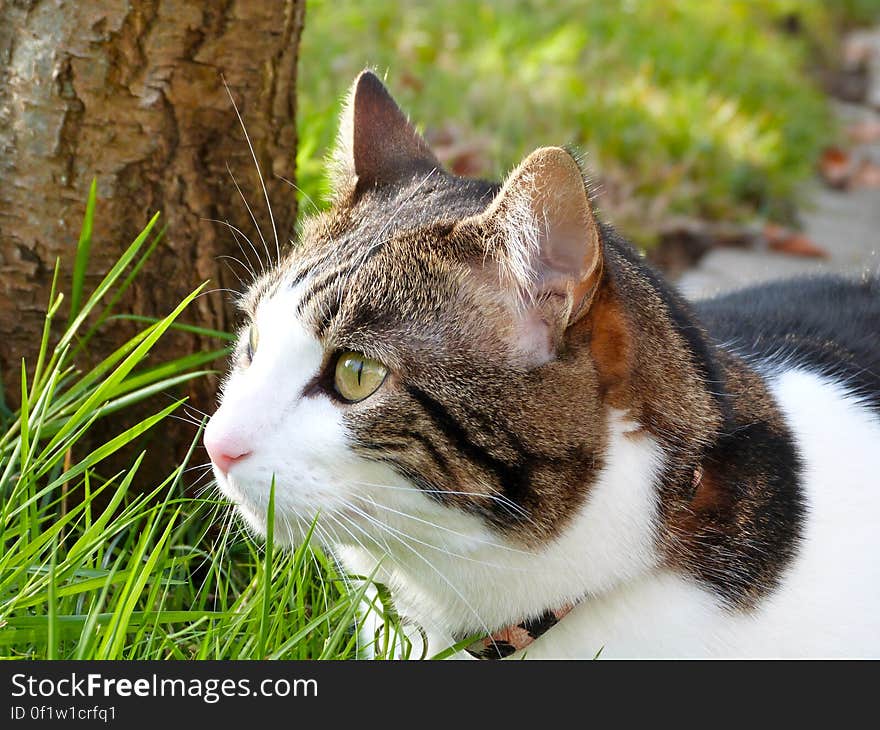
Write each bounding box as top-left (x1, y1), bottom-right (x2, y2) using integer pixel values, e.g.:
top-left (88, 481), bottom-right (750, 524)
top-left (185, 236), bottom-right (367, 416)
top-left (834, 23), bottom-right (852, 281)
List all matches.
top-left (297, 0), bottom-right (871, 243)
top-left (0, 194), bottom-right (407, 660)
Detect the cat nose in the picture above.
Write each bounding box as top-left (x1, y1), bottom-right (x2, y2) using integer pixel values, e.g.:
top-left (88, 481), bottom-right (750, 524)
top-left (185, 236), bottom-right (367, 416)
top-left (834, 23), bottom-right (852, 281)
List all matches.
top-left (204, 429), bottom-right (252, 476)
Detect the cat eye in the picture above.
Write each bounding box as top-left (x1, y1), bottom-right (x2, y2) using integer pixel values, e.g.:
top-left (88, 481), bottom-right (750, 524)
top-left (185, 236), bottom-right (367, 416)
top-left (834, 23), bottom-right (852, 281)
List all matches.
top-left (247, 324), bottom-right (259, 359)
top-left (334, 351), bottom-right (388, 403)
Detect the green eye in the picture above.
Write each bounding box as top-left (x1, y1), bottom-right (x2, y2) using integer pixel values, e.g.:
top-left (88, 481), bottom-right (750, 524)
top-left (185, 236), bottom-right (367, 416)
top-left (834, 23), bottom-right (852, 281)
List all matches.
top-left (334, 351), bottom-right (388, 402)
top-left (247, 324), bottom-right (259, 358)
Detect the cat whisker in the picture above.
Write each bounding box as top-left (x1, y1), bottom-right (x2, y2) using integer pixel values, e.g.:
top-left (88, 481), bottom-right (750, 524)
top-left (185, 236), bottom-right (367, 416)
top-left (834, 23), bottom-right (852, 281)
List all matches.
top-left (275, 173), bottom-right (324, 219)
top-left (179, 495), bottom-right (233, 600)
top-left (226, 162), bottom-right (273, 271)
top-left (203, 217), bottom-right (266, 278)
top-left (167, 415), bottom-right (208, 431)
top-left (325, 503), bottom-right (392, 558)
top-left (352, 481), bottom-right (586, 575)
top-left (351, 494), bottom-right (540, 558)
top-left (320, 512), bottom-right (401, 657)
top-left (179, 408), bottom-right (208, 426)
top-left (183, 461), bottom-right (214, 478)
top-left (192, 287), bottom-right (242, 303)
top-left (193, 479), bottom-right (219, 501)
top-left (167, 411), bottom-right (199, 424)
top-left (182, 402), bottom-right (213, 420)
top-left (350, 478), bottom-right (533, 522)
top-left (356, 168), bottom-right (438, 269)
top-left (215, 255), bottom-right (249, 288)
top-left (223, 218), bottom-right (261, 280)
top-left (222, 76), bottom-right (280, 264)
top-left (187, 471), bottom-right (217, 495)
top-left (341, 500), bottom-right (531, 572)
top-left (309, 520), bottom-right (356, 615)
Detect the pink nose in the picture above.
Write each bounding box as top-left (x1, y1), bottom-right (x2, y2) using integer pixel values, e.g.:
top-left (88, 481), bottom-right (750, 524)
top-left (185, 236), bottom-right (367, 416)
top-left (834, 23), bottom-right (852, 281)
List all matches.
top-left (204, 430), bottom-right (252, 476)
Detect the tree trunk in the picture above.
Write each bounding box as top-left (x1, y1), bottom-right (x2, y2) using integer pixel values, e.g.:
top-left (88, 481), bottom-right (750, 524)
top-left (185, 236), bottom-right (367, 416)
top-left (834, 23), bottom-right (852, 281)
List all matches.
top-left (0, 0), bottom-right (305, 480)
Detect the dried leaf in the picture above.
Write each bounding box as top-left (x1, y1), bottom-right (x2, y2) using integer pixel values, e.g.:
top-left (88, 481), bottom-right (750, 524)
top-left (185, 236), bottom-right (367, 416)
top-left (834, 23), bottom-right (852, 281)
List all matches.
top-left (763, 222), bottom-right (790, 245)
top-left (429, 123), bottom-right (492, 178)
top-left (398, 70), bottom-right (423, 93)
top-left (766, 230), bottom-right (829, 259)
top-left (818, 146), bottom-right (853, 189)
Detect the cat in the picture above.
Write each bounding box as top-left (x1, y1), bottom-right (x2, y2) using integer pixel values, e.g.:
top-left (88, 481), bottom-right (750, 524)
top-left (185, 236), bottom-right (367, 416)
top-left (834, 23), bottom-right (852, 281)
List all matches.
top-left (204, 70), bottom-right (880, 658)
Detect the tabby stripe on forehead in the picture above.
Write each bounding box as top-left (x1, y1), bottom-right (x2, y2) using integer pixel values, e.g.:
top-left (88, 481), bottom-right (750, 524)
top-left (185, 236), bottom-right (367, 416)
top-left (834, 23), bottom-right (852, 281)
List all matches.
top-left (405, 386), bottom-right (527, 504)
top-left (296, 238), bottom-right (408, 340)
top-left (316, 298), bottom-right (341, 339)
top-left (295, 270), bottom-right (345, 316)
top-left (289, 230), bottom-right (359, 288)
top-left (290, 259), bottom-right (321, 291)
top-left (293, 248), bottom-right (372, 322)
top-left (288, 266), bottom-right (313, 293)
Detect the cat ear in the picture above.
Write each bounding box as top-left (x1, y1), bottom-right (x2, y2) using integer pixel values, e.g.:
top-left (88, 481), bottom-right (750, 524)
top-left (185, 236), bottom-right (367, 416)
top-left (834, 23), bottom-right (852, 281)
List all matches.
top-left (330, 70), bottom-right (440, 194)
top-left (477, 146), bottom-right (603, 349)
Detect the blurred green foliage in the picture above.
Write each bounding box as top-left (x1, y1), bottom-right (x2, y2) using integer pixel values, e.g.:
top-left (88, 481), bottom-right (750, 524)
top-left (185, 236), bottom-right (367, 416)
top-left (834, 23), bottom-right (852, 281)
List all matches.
top-left (296, 0), bottom-right (876, 243)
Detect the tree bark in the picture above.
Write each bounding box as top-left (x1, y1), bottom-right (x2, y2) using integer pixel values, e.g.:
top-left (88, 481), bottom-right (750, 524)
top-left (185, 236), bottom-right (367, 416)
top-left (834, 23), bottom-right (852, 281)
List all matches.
top-left (0, 0), bottom-right (305, 478)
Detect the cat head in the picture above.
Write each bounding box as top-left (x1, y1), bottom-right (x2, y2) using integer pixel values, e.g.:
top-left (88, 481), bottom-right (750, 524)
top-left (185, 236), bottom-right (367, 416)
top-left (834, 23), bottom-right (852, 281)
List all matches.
top-left (204, 71), bottom-right (628, 555)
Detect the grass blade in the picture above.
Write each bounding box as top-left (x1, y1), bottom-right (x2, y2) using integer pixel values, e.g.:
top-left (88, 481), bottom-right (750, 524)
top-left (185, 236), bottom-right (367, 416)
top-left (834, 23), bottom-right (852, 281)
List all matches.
top-left (67, 178), bottom-right (97, 327)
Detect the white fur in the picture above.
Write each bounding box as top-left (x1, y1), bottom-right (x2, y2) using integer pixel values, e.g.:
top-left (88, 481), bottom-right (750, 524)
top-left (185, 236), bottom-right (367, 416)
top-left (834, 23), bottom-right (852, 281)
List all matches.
top-left (208, 286), bottom-right (880, 657)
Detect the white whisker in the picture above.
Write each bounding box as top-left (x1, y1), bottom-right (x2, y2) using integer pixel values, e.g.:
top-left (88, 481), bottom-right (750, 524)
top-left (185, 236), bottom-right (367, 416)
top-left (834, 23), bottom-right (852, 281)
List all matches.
top-left (226, 162), bottom-right (272, 270)
top-left (203, 217), bottom-right (266, 277)
top-left (353, 493), bottom-right (538, 558)
top-left (343, 501), bottom-right (529, 572)
top-left (222, 76), bottom-right (280, 263)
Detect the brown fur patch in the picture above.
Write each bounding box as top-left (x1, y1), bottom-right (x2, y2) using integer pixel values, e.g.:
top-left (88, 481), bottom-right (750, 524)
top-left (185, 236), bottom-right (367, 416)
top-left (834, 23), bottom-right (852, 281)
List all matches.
top-left (583, 283), bottom-right (633, 409)
top-left (688, 468), bottom-right (727, 514)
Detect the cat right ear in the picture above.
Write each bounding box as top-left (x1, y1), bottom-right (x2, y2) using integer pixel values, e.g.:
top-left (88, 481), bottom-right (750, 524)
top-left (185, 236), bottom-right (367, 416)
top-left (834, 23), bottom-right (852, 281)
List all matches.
top-left (465, 146), bottom-right (605, 361)
top-left (329, 70), bottom-right (440, 197)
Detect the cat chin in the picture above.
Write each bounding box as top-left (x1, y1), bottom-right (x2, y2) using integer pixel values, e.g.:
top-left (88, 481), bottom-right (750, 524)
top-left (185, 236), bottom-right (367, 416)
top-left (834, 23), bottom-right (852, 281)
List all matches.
top-left (223, 494), bottom-right (315, 550)
top-left (215, 470), bottom-right (372, 550)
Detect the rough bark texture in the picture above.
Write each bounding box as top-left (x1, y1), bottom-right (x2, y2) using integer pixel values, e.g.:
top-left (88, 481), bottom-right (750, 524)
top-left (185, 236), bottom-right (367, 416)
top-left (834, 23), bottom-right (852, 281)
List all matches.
top-left (0, 0), bottom-right (305, 480)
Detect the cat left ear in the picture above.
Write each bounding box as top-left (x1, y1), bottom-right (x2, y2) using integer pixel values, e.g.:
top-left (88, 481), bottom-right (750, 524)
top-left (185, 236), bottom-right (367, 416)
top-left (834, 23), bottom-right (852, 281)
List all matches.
top-left (474, 146), bottom-right (603, 348)
top-left (329, 70), bottom-right (440, 195)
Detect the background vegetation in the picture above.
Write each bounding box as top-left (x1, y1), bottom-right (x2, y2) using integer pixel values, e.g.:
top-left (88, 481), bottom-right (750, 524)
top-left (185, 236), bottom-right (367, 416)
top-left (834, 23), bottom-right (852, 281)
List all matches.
top-left (2, 0), bottom-right (877, 659)
top-left (298, 0), bottom-right (872, 242)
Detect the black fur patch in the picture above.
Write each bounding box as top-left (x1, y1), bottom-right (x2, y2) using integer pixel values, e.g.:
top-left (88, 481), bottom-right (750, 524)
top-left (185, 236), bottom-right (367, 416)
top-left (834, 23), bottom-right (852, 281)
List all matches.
top-left (405, 385), bottom-right (530, 511)
top-left (400, 384), bottom-right (600, 534)
top-left (520, 610), bottom-right (560, 638)
top-left (665, 418), bottom-right (805, 606)
top-left (696, 275), bottom-right (880, 414)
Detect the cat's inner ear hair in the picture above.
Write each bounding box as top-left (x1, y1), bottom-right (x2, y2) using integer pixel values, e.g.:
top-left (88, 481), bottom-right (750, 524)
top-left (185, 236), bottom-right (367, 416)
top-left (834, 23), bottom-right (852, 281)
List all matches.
top-left (468, 146), bottom-right (604, 337)
top-left (329, 69), bottom-right (441, 196)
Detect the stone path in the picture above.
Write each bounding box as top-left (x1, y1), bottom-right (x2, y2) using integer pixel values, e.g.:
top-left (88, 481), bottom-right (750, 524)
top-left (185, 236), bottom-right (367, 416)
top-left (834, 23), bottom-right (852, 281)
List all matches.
top-left (676, 30), bottom-right (880, 300)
